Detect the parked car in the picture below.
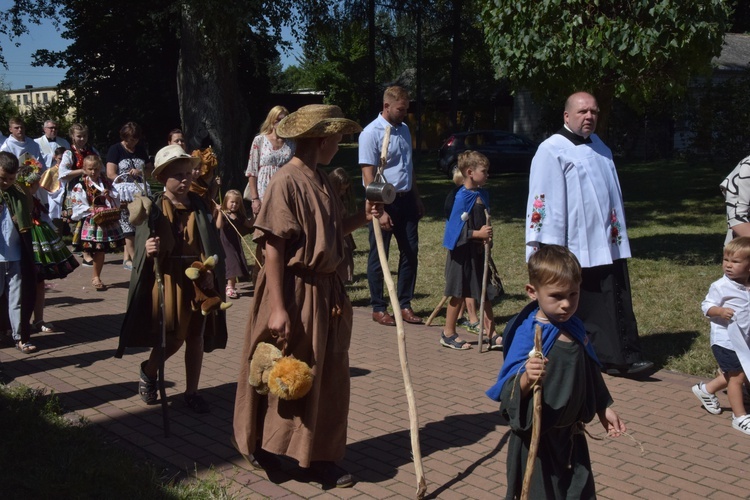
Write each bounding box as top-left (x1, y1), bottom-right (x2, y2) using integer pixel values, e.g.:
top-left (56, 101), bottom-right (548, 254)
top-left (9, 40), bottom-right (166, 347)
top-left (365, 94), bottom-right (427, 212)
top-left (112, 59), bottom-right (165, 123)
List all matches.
top-left (437, 130), bottom-right (538, 176)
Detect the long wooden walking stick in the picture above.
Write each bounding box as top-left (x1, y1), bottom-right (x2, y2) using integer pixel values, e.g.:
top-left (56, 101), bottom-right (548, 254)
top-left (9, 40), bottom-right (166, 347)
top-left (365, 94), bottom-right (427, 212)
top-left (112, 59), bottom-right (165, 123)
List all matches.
top-left (152, 228), bottom-right (170, 438)
top-left (425, 295), bottom-right (449, 326)
top-left (521, 324), bottom-right (544, 500)
top-left (134, 177), bottom-right (170, 437)
top-left (477, 209), bottom-right (491, 353)
top-left (369, 126), bottom-right (427, 499)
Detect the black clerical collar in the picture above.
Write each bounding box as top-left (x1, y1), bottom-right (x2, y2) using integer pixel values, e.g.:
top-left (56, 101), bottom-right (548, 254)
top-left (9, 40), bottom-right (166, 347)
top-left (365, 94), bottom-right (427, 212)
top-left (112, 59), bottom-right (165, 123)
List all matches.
top-left (556, 127), bottom-right (592, 145)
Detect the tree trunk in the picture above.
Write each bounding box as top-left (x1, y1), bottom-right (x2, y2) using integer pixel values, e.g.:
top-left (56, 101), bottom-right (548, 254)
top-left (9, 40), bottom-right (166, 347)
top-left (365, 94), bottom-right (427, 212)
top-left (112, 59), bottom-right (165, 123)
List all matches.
top-left (368, 0), bottom-right (378, 116)
top-left (594, 84), bottom-right (614, 142)
top-left (177, 4), bottom-right (251, 193)
top-left (449, 0), bottom-right (463, 132)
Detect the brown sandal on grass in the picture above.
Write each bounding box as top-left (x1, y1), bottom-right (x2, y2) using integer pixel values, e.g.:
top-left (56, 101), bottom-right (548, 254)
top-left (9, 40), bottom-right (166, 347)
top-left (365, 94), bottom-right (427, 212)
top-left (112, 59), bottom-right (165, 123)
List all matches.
top-left (92, 277), bottom-right (106, 291)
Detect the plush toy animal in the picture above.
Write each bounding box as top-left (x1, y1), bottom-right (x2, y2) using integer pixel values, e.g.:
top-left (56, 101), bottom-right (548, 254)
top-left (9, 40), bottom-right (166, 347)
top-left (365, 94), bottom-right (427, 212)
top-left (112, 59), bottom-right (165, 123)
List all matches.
top-left (248, 342), bottom-right (314, 400)
top-left (184, 255), bottom-right (232, 315)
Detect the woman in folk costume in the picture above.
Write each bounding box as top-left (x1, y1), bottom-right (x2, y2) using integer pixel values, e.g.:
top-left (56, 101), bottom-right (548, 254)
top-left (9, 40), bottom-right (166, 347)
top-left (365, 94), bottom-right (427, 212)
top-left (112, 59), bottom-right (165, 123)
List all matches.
top-left (58, 123), bottom-right (99, 225)
top-left (16, 154), bottom-right (79, 333)
top-left (232, 105), bottom-right (382, 488)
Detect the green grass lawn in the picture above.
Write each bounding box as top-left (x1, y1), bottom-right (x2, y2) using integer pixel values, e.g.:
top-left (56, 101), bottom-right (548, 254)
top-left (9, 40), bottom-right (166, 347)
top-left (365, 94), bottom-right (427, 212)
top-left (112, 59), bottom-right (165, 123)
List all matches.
top-left (0, 385), bottom-right (231, 499)
top-left (330, 145), bottom-right (732, 378)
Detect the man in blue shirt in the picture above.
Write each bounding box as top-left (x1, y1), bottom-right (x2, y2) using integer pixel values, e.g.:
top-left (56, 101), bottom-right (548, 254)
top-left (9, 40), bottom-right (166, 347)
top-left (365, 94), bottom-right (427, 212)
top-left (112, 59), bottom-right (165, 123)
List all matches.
top-left (360, 86), bottom-right (424, 326)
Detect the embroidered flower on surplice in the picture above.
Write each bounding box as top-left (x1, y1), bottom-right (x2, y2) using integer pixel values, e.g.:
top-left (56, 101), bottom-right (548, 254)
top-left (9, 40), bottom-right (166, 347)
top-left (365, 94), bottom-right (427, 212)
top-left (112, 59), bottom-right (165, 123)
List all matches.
top-left (610, 209), bottom-right (622, 245)
top-left (529, 194), bottom-right (545, 232)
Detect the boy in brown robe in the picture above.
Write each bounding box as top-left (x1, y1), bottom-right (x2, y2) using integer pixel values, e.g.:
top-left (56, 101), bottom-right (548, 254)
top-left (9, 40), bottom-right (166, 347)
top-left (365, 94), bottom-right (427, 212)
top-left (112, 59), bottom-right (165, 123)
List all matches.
top-left (232, 105), bottom-right (381, 488)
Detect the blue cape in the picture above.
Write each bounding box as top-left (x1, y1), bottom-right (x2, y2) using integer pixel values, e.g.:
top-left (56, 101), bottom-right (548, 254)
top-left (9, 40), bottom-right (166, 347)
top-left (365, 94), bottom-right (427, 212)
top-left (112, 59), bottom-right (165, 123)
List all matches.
top-left (486, 305), bottom-right (600, 402)
top-left (442, 186), bottom-right (489, 250)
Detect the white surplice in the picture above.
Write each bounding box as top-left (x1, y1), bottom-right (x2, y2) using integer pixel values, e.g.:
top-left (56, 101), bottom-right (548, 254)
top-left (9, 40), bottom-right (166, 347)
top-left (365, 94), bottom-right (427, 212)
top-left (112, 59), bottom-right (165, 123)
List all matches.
top-left (525, 133), bottom-right (631, 268)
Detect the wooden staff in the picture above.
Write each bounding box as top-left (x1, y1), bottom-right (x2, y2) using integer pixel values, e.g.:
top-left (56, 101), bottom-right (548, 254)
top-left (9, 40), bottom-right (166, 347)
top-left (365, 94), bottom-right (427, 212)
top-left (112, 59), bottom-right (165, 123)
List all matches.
top-left (521, 324), bottom-right (544, 500)
top-left (477, 209), bottom-right (491, 353)
top-left (139, 177), bottom-right (170, 437)
top-left (370, 126), bottom-right (427, 499)
top-left (152, 228), bottom-right (170, 438)
top-left (425, 295), bottom-right (449, 326)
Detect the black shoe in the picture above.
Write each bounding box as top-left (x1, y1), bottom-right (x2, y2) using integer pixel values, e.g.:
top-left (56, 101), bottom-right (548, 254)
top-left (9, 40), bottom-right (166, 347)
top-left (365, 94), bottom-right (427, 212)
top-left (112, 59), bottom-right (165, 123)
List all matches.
top-left (625, 360), bottom-right (654, 375)
top-left (310, 461), bottom-right (355, 488)
top-left (184, 392), bottom-right (210, 414)
top-left (229, 436), bottom-right (279, 470)
top-left (603, 360), bottom-right (654, 376)
top-left (81, 258), bottom-right (94, 267)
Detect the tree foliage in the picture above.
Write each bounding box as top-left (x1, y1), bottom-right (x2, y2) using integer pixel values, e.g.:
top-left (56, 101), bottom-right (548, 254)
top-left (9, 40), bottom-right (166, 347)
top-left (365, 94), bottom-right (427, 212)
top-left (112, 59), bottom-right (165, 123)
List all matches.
top-left (481, 0), bottom-right (732, 128)
top-left (1, 0), bottom-right (305, 190)
top-left (287, 0), bottom-right (498, 135)
top-left (32, 0), bottom-right (181, 151)
top-left (688, 70), bottom-right (750, 160)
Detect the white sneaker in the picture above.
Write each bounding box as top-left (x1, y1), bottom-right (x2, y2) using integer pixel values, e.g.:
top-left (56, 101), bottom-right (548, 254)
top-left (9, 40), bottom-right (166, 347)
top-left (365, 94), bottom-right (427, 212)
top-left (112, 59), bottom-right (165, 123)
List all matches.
top-left (732, 414), bottom-right (750, 435)
top-left (692, 383), bottom-right (722, 414)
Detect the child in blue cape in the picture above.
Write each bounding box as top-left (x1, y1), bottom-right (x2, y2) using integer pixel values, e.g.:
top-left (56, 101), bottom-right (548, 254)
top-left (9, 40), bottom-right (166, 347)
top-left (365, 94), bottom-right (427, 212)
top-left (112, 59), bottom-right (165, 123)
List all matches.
top-left (487, 245), bottom-right (626, 499)
top-left (440, 151), bottom-right (500, 350)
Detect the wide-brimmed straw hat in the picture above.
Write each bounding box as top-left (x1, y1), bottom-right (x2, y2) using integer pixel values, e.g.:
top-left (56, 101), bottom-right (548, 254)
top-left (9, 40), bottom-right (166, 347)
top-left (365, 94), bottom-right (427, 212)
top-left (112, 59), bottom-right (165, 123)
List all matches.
top-left (153, 144), bottom-right (202, 177)
top-left (276, 104), bottom-right (362, 139)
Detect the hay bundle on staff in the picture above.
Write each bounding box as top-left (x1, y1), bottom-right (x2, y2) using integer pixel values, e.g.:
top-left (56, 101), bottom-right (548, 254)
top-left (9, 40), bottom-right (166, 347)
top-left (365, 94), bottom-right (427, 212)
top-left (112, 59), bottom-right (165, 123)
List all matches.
top-left (189, 146), bottom-right (220, 207)
top-left (486, 245), bottom-right (626, 499)
top-left (232, 105), bottom-right (382, 488)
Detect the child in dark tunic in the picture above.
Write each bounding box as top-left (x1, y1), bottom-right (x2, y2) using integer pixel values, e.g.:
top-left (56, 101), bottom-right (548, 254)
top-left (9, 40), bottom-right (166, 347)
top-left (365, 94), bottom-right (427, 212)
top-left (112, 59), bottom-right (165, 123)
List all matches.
top-left (216, 189), bottom-right (251, 298)
top-left (117, 145), bottom-right (228, 414)
top-left (486, 245), bottom-right (626, 499)
top-left (440, 151), bottom-right (500, 350)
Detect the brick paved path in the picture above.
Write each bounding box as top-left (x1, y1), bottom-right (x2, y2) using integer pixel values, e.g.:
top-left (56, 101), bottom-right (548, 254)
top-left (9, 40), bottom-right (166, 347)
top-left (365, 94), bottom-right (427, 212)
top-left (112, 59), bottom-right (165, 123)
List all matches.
top-left (2, 253), bottom-right (749, 499)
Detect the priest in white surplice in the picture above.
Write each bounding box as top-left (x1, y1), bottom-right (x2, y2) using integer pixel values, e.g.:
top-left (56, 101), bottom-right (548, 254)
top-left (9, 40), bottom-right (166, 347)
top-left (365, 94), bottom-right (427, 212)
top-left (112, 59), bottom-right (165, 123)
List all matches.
top-left (35, 120), bottom-right (70, 169)
top-left (525, 92), bottom-right (653, 376)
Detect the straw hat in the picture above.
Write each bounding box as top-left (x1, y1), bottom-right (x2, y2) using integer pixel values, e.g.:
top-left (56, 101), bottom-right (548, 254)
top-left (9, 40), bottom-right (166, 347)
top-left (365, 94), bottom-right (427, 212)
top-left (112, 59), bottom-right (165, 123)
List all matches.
top-left (153, 144), bottom-right (202, 177)
top-left (276, 104), bottom-right (362, 139)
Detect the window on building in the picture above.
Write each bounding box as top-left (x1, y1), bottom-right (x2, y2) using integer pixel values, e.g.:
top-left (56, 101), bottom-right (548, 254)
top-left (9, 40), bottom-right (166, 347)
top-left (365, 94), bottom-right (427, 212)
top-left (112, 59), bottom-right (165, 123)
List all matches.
top-left (16, 95), bottom-right (20, 105)
top-left (43, 93), bottom-right (49, 103)
top-left (23, 95), bottom-right (29, 105)
top-left (35, 94), bottom-right (40, 104)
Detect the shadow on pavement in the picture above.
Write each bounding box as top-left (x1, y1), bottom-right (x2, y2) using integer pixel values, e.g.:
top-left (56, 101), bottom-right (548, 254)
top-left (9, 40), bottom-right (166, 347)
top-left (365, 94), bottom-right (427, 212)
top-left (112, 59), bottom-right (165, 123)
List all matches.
top-left (346, 411), bottom-right (507, 484)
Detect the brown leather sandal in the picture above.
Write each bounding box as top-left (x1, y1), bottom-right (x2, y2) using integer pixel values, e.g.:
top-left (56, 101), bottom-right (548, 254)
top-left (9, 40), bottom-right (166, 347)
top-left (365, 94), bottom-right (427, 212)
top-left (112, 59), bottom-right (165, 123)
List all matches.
top-left (92, 277), bottom-right (106, 291)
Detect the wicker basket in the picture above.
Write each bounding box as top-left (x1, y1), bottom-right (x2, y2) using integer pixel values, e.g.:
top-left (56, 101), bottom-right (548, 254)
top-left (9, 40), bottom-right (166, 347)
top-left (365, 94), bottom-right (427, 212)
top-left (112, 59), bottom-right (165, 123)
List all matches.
top-left (113, 173), bottom-right (149, 203)
top-left (92, 207), bottom-right (121, 226)
top-left (91, 195), bottom-right (121, 226)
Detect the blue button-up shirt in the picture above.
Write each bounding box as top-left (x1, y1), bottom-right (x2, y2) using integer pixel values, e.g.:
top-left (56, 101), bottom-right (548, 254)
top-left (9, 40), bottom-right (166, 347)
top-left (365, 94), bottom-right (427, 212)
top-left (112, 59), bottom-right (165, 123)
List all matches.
top-left (359, 114), bottom-right (413, 192)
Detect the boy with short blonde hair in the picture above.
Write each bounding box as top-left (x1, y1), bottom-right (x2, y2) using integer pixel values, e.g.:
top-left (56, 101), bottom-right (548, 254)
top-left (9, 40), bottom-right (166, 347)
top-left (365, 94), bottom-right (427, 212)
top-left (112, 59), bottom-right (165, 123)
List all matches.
top-left (692, 237), bottom-right (750, 434)
top-left (487, 245), bottom-right (626, 497)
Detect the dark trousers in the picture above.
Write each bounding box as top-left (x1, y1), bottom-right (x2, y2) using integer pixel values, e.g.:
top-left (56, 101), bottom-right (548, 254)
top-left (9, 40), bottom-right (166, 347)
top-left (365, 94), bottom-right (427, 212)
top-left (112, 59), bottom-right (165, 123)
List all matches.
top-left (367, 190), bottom-right (420, 312)
top-left (576, 259), bottom-right (643, 366)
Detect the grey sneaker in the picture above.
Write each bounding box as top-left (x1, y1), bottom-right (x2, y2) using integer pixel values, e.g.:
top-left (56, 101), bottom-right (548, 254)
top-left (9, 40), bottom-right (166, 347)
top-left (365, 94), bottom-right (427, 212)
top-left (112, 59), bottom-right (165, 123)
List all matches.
top-left (692, 383), bottom-right (722, 414)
